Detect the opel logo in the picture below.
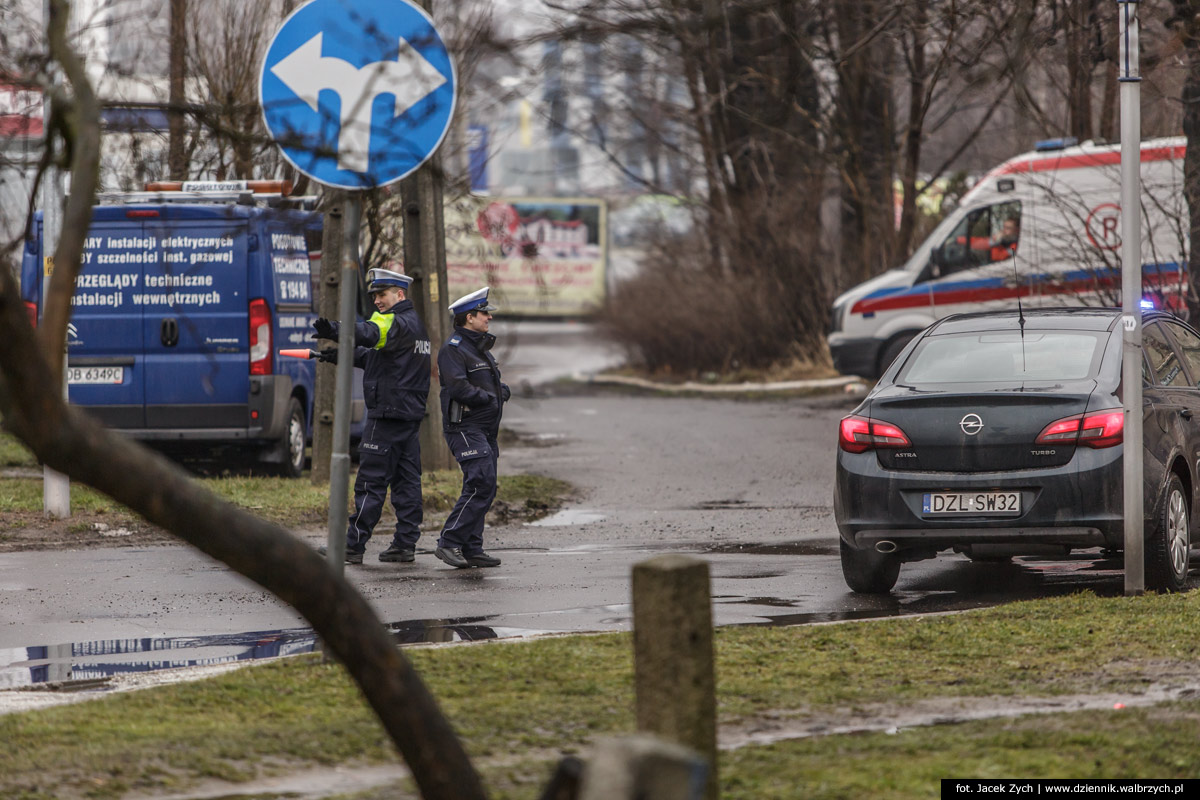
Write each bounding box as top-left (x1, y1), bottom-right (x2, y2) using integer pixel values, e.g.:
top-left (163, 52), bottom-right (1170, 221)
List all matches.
top-left (960, 413), bottom-right (985, 436)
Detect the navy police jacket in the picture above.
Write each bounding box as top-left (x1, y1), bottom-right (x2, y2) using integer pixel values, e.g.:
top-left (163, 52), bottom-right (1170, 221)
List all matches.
top-left (438, 327), bottom-right (509, 434)
top-left (334, 299), bottom-right (431, 421)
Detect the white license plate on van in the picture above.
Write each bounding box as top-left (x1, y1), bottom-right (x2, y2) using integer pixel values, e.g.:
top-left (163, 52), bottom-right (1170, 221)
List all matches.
top-left (67, 366), bottom-right (124, 385)
top-left (922, 491), bottom-right (1021, 516)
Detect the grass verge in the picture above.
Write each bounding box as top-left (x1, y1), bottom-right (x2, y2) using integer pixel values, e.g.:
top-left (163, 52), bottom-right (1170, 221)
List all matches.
top-left (0, 431), bottom-right (572, 536)
top-left (3, 592), bottom-right (1200, 798)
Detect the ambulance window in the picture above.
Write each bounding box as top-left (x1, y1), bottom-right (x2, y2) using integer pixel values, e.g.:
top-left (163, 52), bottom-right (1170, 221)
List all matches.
top-left (1162, 321), bottom-right (1200, 388)
top-left (935, 201), bottom-right (1022, 275)
top-left (1143, 323), bottom-right (1189, 387)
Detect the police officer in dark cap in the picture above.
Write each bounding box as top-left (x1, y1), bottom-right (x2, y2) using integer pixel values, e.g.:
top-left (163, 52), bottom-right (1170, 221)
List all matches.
top-left (434, 287), bottom-right (510, 569)
top-left (313, 268), bottom-right (431, 565)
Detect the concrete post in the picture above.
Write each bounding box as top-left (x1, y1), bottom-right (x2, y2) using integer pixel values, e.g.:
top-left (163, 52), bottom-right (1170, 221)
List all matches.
top-left (631, 555), bottom-right (718, 800)
top-left (577, 736), bottom-right (707, 800)
top-left (42, 0), bottom-right (69, 519)
top-left (310, 191), bottom-right (344, 485)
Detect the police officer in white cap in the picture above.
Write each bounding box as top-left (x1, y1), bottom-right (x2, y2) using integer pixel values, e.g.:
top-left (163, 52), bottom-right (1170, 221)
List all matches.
top-left (434, 287), bottom-right (510, 569)
top-left (313, 267), bottom-right (432, 565)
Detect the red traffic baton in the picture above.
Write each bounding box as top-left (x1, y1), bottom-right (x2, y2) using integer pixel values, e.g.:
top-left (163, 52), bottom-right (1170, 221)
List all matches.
top-left (278, 348), bottom-right (318, 359)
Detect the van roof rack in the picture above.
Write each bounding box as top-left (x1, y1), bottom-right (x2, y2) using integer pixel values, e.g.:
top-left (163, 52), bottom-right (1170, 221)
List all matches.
top-left (96, 191), bottom-right (319, 211)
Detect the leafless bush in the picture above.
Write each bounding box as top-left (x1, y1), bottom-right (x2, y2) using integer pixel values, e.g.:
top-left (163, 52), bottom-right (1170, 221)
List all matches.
top-left (603, 206), bottom-right (827, 377)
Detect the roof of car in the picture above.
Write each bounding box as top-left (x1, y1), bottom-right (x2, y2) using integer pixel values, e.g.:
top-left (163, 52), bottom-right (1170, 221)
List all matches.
top-left (930, 307), bottom-right (1130, 335)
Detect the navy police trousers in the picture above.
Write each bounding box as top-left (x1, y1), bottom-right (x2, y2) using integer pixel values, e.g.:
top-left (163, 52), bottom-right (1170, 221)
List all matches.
top-left (437, 428), bottom-right (498, 555)
top-left (346, 418), bottom-right (423, 554)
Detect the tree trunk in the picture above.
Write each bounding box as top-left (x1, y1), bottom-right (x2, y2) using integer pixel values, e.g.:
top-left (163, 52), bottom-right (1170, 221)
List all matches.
top-left (835, 0), bottom-right (897, 286)
top-left (1065, 0), bottom-right (1094, 141)
top-left (896, 0), bottom-right (928, 259)
top-left (1178, 5), bottom-right (1200, 320)
top-left (168, 0), bottom-right (187, 181)
top-left (1, 5), bottom-right (492, 798)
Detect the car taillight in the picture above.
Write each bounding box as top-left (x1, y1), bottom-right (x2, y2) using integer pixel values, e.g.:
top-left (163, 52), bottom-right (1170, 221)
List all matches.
top-left (23, 301), bottom-right (37, 329)
top-left (1035, 408), bottom-right (1123, 448)
top-left (838, 415), bottom-right (911, 453)
top-left (249, 298), bottom-right (272, 375)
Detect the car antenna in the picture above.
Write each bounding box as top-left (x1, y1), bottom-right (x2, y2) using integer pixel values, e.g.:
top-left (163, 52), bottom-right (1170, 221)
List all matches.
top-left (1010, 240), bottom-right (1027, 370)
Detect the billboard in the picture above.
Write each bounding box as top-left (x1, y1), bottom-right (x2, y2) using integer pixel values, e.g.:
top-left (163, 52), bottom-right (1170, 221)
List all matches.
top-left (445, 196), bottom-right (606, 316)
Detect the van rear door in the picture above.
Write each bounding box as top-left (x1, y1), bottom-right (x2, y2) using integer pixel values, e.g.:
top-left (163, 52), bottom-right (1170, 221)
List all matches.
top-left (142, 212), bottom-right (250, 430)
top-left (65, 215), bottom-right (150, 427)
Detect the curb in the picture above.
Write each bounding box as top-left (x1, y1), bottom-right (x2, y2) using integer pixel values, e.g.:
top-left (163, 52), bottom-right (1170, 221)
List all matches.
top-left (571, 372), bottom-right (867, 394)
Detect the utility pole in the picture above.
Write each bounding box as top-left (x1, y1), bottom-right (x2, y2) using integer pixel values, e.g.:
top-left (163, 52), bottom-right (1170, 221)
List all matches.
top-left (167, 0), bottom-right (187, 180)
top-left (404, 0), bottom-right (453, 472)
top-left (1118, 0), bottom-right (1144, 596)
top-left (311, 189), bottom-right (345, 485)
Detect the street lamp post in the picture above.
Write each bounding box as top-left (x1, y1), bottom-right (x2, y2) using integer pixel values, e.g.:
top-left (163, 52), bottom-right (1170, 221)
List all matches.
top-left (1118, 0), bottom-right (1144, 596)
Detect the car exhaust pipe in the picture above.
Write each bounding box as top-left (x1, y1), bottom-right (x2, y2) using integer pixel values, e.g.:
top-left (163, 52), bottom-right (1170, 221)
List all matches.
top-left (875, 540), bottom-right (898, 554)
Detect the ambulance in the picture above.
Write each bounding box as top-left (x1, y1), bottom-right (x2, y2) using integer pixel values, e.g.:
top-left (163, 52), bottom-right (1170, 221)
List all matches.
top-left (828, 137), bottom-right (1189, 379)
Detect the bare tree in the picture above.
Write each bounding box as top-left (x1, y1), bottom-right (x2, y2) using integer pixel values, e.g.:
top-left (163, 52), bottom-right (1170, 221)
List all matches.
top-left (1170, 1), bottom-right (1200, 321)
top-left (1, 3), bottom-right (490, 797)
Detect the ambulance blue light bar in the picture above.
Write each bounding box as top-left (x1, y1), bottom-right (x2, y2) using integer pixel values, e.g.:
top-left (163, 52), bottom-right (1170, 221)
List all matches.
top-left (1034, 137), bottom-right (1079, 152)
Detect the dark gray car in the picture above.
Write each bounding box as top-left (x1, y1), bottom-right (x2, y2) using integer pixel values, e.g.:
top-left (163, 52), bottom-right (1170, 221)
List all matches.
top-left (834, 308), bottom-right (1199, 594)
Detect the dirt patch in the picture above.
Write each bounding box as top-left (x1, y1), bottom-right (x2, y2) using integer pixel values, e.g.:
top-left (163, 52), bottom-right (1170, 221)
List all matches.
top-left (0, 511), bottom-right (178, 553)
top-left (720, 668), bottom-right (1200, 749)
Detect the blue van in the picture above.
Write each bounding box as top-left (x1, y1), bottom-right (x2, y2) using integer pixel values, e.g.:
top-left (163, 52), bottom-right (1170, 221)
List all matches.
top-left (20, 182), bottom-right (364, 476)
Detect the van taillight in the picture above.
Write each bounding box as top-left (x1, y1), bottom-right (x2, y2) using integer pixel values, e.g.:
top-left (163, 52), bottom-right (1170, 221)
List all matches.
top-left (1035, 409), bottom-right (1123, 448)
top-left (23, 301), bottom-right (37, 329)
top-left (249, 299), bottom-right (272, 375)
top-left (838, 415), bottom-right (911, 453)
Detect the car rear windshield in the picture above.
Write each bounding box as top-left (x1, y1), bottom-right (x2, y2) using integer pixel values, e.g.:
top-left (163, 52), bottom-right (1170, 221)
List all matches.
top-left (900, 330), bottom-right (1106, 383)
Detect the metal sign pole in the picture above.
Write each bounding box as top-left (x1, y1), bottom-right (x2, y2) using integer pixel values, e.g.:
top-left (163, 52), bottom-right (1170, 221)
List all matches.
top-left (259, 0), bottom-right (457, 568)
top-left (326, 196), bottom-right (362, 575)
top-left (1119, 0), bottom-right (1144, 596)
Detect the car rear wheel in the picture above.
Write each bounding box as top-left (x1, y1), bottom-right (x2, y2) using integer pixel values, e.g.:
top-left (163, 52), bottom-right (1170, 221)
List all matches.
top-left (840, 539), bottom-right (901, 593)
top-left (1146, 473), bottom-right (1190, 593)
top-left (271, 397), bottom-right (307, 479)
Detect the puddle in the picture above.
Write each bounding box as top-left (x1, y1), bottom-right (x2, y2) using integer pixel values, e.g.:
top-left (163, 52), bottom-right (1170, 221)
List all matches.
top-left (0, 616), bottom-right (549, 688)
top-left (694, 501), bottom-right (829, 512)
top-left (526, 508), bottom-right (607, 527)
top-left (726, 596), bottom-right (799, 608)
top-left (703, 541), bottom-right (838, 557)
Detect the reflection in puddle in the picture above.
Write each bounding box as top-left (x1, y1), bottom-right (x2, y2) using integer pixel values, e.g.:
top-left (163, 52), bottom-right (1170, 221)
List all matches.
top-left (527, 508), bottom-right (607, 527)
top-left (703, 541), bottom-right (838, 557)
top-left (0, 617), bottom-right (549, 688)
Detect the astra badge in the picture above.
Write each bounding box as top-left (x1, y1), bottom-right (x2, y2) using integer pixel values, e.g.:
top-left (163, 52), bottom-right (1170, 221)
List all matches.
top-left (959, 413), bottom-right (984, 436)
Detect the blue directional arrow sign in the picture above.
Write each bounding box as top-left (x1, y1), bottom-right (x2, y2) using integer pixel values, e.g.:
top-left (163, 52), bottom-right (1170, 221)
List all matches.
top-left (259, 0), bottom-right (456, 189)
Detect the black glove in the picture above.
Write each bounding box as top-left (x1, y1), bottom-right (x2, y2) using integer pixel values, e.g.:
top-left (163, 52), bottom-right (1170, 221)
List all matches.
top-left (312, 318), bottom-right (337, 340)
top-left (316, 348), bottom-right (338, 364)
top-left (501, 382), bottom-right (511, 403)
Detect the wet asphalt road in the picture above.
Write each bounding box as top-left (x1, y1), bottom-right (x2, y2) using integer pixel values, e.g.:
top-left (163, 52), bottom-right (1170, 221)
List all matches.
top-left (0, 322), bottom-right (1140, 685)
